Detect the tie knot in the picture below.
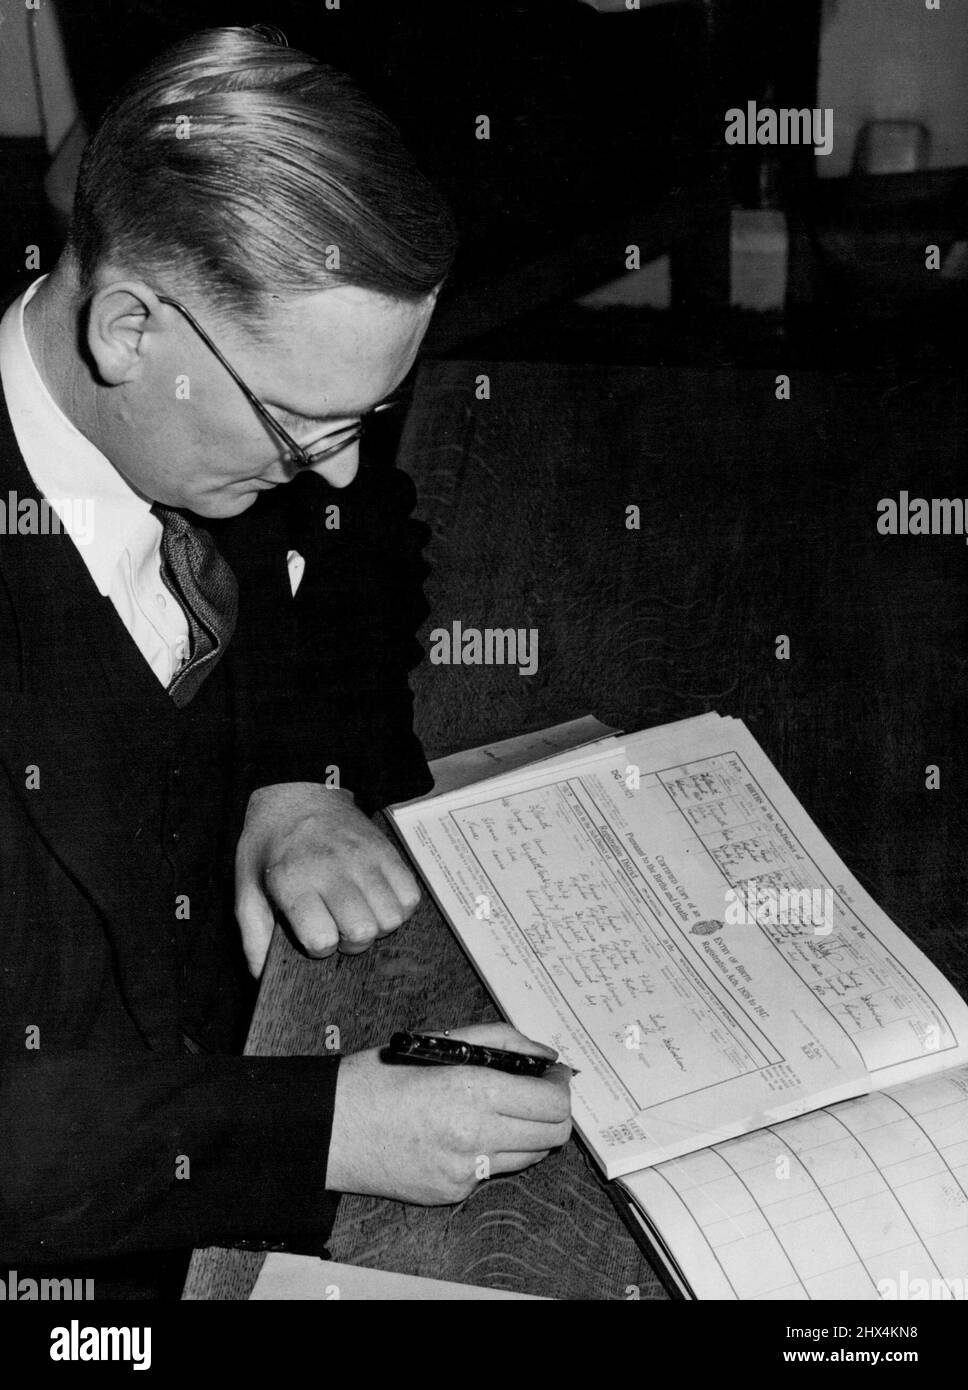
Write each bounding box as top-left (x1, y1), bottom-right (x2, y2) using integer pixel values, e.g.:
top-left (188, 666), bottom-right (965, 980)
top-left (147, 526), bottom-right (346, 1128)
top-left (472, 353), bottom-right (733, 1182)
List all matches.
top-left (153, 503), bottom-right (191, 534)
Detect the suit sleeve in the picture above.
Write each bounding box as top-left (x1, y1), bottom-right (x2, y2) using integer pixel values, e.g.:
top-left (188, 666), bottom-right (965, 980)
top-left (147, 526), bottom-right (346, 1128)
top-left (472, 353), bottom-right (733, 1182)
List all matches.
top-left (0, 1051), bottom-right (341, 1263)
top-left (220, 459), bottom-right (434, 817)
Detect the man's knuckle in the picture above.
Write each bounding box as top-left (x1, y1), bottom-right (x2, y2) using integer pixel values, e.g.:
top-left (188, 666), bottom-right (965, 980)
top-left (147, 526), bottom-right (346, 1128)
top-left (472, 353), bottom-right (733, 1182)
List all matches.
top-left (443, 1156), bottom-right (478, 1200)
top-left (446, 1149), bottom-right (470, 1180)
top-left (344, 918), bottom-right (378, 944)
top-left (263, 860), bottom-right (298, 894)
top-left (446, 1112), bottom-right (480, 1154)
top-left (481, 1080), bottom-right (501, 1108)
top-left (374, 904), bottom-right (404, 931)
top-left (302, 927), bottom-right (338, 956)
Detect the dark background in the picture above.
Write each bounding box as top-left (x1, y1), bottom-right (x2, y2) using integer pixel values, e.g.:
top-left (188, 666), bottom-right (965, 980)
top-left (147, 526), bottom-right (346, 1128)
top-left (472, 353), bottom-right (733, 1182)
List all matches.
top-left (5, 0), bottom-right (967, 367)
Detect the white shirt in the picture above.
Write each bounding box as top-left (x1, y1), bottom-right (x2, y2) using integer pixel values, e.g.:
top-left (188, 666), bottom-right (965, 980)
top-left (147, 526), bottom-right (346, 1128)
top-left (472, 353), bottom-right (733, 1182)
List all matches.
top-left (0, 276), bottom-right (305, 687)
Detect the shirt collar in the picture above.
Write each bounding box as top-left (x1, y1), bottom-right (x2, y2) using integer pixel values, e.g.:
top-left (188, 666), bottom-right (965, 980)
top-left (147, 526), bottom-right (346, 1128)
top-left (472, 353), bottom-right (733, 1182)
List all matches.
top-left (0, 276), bottom-right (154, 595)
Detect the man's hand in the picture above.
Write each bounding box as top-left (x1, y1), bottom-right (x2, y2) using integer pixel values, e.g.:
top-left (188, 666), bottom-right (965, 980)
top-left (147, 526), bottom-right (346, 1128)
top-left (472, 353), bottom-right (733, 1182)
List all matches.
top-left (326, 1023), bottom-right (573, 1204)
top-left (235, 782), bottom-right (421, 977)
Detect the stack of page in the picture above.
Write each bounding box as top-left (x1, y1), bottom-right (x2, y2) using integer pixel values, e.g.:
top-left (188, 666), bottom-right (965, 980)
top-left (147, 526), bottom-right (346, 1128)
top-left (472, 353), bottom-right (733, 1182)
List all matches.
top-left (389, 713), bottom-right (968, 1300)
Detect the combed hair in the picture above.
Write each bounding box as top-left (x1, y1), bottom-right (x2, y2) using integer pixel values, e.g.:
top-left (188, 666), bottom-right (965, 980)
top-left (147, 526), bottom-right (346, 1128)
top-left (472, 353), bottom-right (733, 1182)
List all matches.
top-left (67, 26), bottom-right (457, 329)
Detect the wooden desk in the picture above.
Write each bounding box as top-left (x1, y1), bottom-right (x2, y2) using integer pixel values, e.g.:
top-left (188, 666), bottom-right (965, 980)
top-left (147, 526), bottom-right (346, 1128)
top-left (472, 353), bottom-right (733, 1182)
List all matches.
top-left (185, 361), bottom-right (968, 1299)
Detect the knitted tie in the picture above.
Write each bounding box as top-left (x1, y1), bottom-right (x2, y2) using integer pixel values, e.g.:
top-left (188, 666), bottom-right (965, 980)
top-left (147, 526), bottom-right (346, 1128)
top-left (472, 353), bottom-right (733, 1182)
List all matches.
top-left (153, 504), bottom-right (239, 707)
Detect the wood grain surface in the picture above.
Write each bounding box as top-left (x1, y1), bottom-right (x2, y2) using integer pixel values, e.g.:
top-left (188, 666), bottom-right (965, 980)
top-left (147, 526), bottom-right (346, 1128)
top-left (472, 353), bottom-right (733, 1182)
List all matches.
top-left (185, 360), bottom-right (967, 1299)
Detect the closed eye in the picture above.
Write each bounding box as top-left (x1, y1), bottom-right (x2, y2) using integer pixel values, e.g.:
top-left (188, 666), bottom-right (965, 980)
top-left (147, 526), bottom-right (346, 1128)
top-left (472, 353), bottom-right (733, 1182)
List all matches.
top-left (275, 391), bottom-right (406, 438)
top-left (277, 411), bottom-right (348, 432)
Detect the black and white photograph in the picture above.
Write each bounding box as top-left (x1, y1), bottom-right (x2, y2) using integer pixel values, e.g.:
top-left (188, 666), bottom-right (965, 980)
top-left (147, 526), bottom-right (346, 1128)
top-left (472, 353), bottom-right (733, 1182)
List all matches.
top-left (0, 0), bottom-right (965, 1361)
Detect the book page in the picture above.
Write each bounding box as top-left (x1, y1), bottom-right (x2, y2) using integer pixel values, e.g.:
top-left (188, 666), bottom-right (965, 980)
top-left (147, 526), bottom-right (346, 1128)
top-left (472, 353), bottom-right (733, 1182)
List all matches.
top-left (696, 718), bottom-right (968, 1090)
top-left (620, 1065), bottom-right (968, 1300)
top-left (391, 715), bottom-right (968, 1179)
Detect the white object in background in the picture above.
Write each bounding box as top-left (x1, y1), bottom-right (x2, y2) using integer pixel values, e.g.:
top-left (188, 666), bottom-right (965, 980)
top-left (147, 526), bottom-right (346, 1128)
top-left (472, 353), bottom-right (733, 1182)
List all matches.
top-left (249, 1254), bottom-right (549, 1300)
top-left (577, 255), bottom-right (672, 310)
top-left (0, 0), bottom-right (80, 155)
top-left (852, 120), bottom-right (930, 176)
top-left (575, 1), bottom-right (685, 10)
top-left (730, 209), bottom-right (789, 312)
top-left (818, 0), bottom-right (968, 178)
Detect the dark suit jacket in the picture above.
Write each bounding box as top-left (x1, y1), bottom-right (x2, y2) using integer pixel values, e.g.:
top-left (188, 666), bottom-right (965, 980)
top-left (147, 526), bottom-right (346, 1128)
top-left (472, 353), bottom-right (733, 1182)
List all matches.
top-left (0, 296), bottom-right (433, 1270)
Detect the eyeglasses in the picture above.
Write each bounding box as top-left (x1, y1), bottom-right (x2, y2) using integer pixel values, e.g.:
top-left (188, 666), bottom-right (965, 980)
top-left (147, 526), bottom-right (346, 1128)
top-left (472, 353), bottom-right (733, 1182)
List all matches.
top-left (156, 293), bottom-right (406, 470)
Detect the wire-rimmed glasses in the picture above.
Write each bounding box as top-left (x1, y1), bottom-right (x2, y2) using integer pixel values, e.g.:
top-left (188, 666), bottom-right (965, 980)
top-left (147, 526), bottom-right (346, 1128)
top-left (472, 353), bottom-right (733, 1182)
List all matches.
top-left (156, 293), bottom-right (405, 469)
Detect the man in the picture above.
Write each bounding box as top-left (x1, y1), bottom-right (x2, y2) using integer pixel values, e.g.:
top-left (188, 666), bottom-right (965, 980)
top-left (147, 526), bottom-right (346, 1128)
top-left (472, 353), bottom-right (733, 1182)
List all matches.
top-left (0, 26), bottom-right (571, 1298)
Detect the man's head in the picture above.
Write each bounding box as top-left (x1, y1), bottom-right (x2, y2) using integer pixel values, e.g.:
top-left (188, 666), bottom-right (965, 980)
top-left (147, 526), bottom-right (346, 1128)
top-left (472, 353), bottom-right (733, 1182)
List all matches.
top-left (44, 25), bottom-right (457, 516)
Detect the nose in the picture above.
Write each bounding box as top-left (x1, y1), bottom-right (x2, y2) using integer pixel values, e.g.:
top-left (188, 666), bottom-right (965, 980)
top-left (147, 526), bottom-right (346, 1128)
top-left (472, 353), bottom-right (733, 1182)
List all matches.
top-left (308, 439), bottom-right (360, 489)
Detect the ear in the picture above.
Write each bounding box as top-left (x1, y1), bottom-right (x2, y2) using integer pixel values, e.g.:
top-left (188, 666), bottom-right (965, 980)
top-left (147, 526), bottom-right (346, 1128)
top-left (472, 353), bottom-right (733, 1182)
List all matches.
top-left (86, 280), bottom-right (165, 386)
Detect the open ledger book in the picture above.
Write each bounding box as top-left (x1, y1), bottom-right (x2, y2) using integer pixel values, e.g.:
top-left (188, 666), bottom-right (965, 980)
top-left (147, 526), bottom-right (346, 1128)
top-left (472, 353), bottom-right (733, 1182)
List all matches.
top-left (387, 713), bottom-right (968, 1300)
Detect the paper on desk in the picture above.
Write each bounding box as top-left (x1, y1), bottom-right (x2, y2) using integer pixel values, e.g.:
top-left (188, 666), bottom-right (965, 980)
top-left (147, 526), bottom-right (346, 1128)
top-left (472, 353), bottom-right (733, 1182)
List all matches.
top-left (249, 1254), bottom-right (548, 1300)
top-left (393, 715), bottom-right (620, 803)
top-left (392, 713), bottom-right (968, 1180)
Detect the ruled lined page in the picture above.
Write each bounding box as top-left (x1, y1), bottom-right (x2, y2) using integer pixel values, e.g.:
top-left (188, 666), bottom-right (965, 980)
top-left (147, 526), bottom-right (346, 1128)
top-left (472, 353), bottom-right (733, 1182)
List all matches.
top-left (622, 1065), bottom-right (968, 1299)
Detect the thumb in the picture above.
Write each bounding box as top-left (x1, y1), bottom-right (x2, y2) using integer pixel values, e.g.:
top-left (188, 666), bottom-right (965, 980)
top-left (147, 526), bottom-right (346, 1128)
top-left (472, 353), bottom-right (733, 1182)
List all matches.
top-left (439, 1022), bottom-right (558, 1061)
top-left (235, 877), bottom-right (276, 979)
